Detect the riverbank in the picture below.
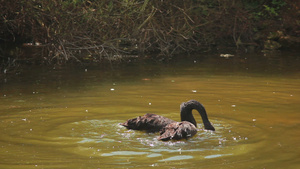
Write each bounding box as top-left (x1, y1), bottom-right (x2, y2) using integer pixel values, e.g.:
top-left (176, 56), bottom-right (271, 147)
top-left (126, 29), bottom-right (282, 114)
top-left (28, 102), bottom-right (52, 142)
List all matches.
top-left (1, 0), bottom-right (299, 73)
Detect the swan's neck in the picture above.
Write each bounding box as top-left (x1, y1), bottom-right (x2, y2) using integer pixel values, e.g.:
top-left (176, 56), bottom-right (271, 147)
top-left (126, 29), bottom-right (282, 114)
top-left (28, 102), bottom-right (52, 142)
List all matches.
top-left (180, 109), bottom-right (197, 127)
top-left (180, 100), bottom-right (215, 131)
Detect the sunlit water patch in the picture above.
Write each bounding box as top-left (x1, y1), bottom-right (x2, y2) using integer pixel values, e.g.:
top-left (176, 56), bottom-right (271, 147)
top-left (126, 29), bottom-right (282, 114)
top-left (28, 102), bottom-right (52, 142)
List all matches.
top-left (36, 117), bottom-right (263, 164)
top-left (0, 111), bottom-right (265, 165)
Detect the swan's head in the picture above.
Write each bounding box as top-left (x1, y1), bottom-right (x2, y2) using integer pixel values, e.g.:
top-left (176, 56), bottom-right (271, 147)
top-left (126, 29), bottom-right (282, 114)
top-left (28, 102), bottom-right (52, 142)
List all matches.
top-left (204, 121), bottom-right (215, 131)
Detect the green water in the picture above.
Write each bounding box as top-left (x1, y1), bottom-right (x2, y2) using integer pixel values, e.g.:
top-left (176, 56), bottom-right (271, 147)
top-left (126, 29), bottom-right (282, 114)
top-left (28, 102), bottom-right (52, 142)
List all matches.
top-left (1, 52), bottom-right (300, 168)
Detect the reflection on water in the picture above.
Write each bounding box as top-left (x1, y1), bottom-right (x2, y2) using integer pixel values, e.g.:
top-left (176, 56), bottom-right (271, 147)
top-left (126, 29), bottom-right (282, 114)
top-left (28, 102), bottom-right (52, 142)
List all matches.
top-left (0, 52), bottom-right (300, 168)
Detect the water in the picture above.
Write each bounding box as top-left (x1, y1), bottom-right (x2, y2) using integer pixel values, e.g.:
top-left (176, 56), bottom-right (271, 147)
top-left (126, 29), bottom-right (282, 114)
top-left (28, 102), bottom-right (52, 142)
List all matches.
top-left (1, 52), bottom-right (300, 168)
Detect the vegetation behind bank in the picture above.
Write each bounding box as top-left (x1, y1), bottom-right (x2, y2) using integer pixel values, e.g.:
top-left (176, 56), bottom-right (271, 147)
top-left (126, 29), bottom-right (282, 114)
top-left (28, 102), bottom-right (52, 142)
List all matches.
top-left (0, 0), bottom-right (299, 68)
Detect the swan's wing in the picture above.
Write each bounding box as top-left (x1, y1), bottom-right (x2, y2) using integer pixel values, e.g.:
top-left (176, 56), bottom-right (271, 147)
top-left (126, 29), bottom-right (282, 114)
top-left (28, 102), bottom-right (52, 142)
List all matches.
top-left (158, 121), bottom-right (197, 141)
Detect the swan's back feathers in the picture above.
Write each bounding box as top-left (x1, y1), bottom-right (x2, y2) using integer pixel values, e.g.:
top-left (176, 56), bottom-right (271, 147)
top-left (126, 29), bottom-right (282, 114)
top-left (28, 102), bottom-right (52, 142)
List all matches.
top-left (120, 113), bottom-right (175, 132)
top-left (158, 121), bottom-right (197, 141)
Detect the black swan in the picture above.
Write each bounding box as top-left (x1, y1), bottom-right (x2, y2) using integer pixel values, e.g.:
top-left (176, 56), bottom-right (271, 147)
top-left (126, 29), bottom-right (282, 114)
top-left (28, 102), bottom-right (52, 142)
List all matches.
top-left (120, 100), bottom-right (215, 141)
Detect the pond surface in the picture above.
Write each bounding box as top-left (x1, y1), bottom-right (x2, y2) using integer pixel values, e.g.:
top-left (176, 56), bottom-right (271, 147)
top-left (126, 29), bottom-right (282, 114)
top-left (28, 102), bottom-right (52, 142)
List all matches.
top-left (1, 52), bottom-right (300, 168)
